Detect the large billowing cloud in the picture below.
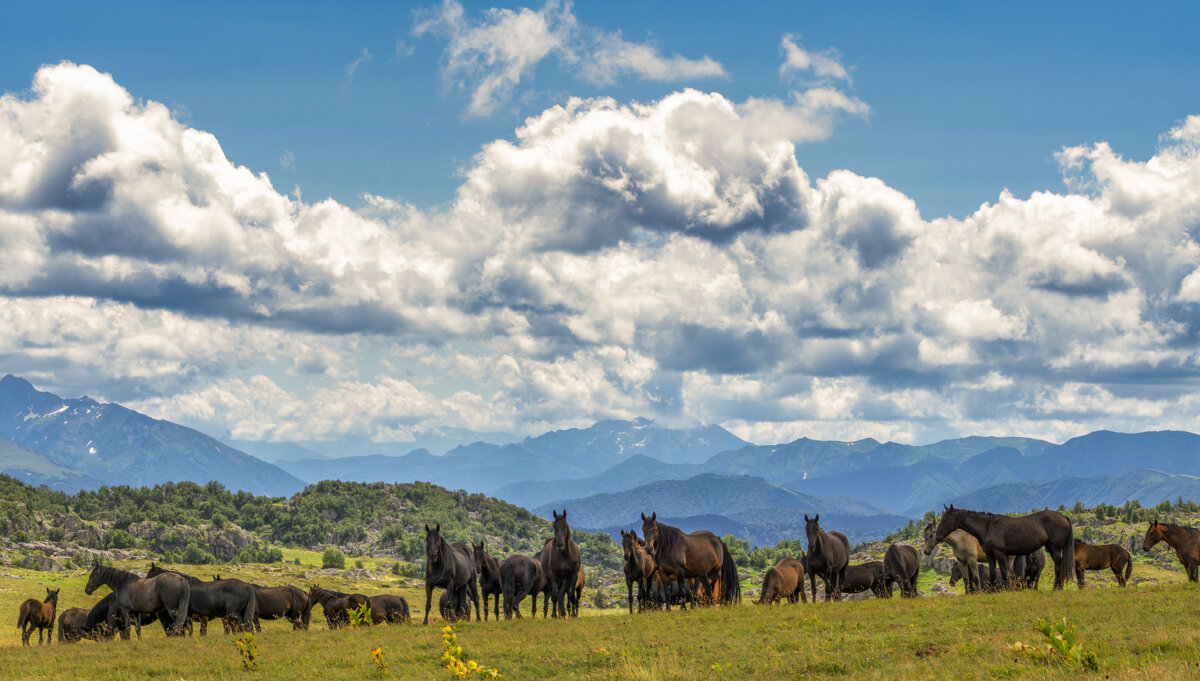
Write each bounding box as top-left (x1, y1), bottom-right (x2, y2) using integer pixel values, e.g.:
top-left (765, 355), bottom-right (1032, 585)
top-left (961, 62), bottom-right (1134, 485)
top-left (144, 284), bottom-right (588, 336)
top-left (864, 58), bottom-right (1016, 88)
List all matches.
top-left (3, 60), bottom-right (1200, 445)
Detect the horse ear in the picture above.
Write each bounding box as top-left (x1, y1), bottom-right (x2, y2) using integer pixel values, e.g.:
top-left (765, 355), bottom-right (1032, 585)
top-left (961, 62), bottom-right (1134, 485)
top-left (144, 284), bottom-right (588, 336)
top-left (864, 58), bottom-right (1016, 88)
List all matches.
top-left (425, 524), bottom-right (430, 533)
top-left (561, 509), bottom-right (567, 519)
top-left (435, 523), bottom-right (440, 533)
top-left (553, 510), bottom-right (559, 519)
top-left (804, 514), bottom-right (809, 522)
top-left (650, 512), bottom-right (655, 521)
top-left (814, 513), bottom-right (819, 522)
top-left (641, 512), bottom-right (646, 521)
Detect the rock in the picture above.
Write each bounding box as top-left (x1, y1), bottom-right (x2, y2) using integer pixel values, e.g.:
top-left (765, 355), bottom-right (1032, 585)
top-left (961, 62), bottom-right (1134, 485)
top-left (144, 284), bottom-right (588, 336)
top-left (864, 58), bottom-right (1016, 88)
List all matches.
top-left (207, 525), bottom-right (258, 561)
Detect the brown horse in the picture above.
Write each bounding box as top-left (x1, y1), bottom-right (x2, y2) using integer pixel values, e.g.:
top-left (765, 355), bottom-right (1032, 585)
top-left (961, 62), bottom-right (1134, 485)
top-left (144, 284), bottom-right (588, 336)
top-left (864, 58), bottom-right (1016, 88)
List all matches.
top-left (57, 606), bottom-right (89, 644)
top-left (540, 511), bottom-right (582, 618)
top-left (757, 558), bottom-right (805, 605)
top-left (367, 594), bottom-right (410, 624)
top-left (1073, 540), bottom-right (1132, 587)
top-left (473, 542), bottom-right (503, 621)
top-left (17, 587), bottom-right (58, 645)
top-left (934, 505), bottom-right (1075, 590)
top-left (307, 585), bottom-right (367, 629)
top-left (620, 530), bottom-right (656, 613)
top-left (804, 514), bottom-right (849, 601)
top-left (1142, 521), bottom-right (1200, 581)
top-left (641, 511), bottom-right (740, 610)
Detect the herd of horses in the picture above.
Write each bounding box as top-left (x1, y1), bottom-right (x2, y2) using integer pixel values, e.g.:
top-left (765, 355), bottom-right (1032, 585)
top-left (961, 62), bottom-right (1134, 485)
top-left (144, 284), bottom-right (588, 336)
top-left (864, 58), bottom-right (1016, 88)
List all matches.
top-left (13, 504), bottom-right (1200, 645)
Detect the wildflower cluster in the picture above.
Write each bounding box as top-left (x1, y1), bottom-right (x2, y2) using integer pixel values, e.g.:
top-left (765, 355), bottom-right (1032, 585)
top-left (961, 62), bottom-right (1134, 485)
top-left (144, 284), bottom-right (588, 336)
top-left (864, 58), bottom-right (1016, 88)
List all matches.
top-left (349, 603), bottom-right (373, 627)
top-left (372, 646), bottom-right (389, 675)
top-left (234, 632), bottom-right (257, 671)
top-left (441, 625), bottom-right (500, 679)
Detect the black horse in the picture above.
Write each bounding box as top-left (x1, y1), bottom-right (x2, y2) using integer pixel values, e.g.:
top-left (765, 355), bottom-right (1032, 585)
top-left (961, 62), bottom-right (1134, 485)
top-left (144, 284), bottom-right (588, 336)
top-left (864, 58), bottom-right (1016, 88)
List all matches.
top-left (951, 563), bottom-right (1002, 592)
top-left (804, 514), bottom-right (849, 601)
top-left (82, 591), bottom-right (155, 641)
top-left (841, 561), bottom-right (889, 598)
top-left (250, 584), bottom-right (311, 630)
top-left (84, 564), bottom-right (191, 639)
top-left (422, 524), bottom-right (479, 624)
top-left (1010, 550), bottom-right (1046, 590)
top-left (934, 505), bottom-right (1075, 590)
top-left (499, 553), bottom-right (544, 620)
top-left (367, 594), bottom-right (410, 624)
top-left (473, 542), bottom-right (503, 621)
top-left (882, 544), bottom-right (920, 598)
top-left (540, 510), bottom-right (583, 618)
top-left (146, 564), bottom-right (256, 634)
top-left (308, 585), bottom-right (367, 629)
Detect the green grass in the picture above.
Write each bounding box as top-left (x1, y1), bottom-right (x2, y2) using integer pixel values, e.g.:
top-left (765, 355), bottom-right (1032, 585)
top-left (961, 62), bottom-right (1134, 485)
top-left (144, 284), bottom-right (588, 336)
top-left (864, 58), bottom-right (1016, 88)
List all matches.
top-left (2, 560), bottom-right (1199, 679)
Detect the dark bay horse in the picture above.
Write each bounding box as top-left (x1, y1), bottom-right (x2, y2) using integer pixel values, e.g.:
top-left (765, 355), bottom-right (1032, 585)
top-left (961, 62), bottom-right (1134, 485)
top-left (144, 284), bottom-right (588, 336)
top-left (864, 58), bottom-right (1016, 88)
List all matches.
top-left (473, 542), bottom-right (503, 621)
top-left (951, 563), bottom-right (1002, 592)
top-left (308, 585), bottom-right (367, 629)
top-left (250, 584), bottom-right (311, 630)
top-left (84, 564), bottom-right (190, 639)
top-left (541, 510), bottom-right (582, 618)
top-left (83, 591), bottom-right (154, 641)
top-left (439, 590), bottom-right (472, 620)
top-left (757, 558), bottom-right (805, 605)
top-left (17, 587), bottom-right (58, 645)
top-left (146, 564), bottom-right (256, 634)
top-left (57, 606), bottom-right (89, 644)
top-left (882, 544), bottom-right (920, 598)
top-left (1010, 551), bottom-right (1045, 590)
top-left (1074, 541), bottom-right (1132, 587)
top-left (423, 524), bottom-right (479, 624)
top-left (621, 530), bottom-right (656, 613)
top-left (804, 514), bottom-right (849, 601)
top-left (842, 561), bottom-right (889, 598)
top-left (934, 505), bottom-right (1075, 590)
top-left (641, 511), bottom-right (740, 610)
top-left (499, 553), bottom-right (545, 620)
top-left (1143, 521), bottom-right (1200, 581)
top-left (367, 595), bottom-right (410, 624)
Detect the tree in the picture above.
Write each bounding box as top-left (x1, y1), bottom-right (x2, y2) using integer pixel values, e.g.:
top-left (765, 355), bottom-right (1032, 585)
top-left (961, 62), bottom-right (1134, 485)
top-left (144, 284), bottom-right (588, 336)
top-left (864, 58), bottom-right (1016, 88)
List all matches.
top-left (322, 547), bottom-right (346, 569)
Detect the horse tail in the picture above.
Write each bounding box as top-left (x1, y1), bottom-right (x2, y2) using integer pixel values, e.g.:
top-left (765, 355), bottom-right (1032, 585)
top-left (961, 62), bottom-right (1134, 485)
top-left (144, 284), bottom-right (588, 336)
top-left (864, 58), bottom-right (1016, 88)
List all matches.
top-left (1123, 554), bottom-right (1133, 583)
top-left (718, 541), bottom-right (741, 605)
top-left (301, 591), bottom-right (313, 628)
top-left (173, 582), bottom-right (191, 634)
top-left (241, 589), bottom-right (256, 631)
top-left (500, 566), bottom-right (516, 618)
top-left (16, 604), bottom-right (27, 630)
top-left (1058, 522), bottom-right (1076, 589)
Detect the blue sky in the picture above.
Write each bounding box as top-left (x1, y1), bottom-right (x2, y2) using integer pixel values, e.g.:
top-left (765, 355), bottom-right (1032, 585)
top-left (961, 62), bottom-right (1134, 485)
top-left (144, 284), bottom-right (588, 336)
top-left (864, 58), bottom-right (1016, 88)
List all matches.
top-left (2, 1), bottom-right (1199, 449)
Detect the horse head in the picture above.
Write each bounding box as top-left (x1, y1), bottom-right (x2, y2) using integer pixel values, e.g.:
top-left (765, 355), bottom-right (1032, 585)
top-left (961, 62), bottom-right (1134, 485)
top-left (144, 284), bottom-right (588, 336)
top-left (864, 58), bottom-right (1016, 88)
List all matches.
top-left (932, 505), bottom-right (964, 544)
top-left (1142, 520), bottom-right (1165, 551)
top-left (803, 514), bottom-right (821, 551)
top-left (551, 509), bottom-right (570, 552)
top-left (620, 530), bottom-right (636, 560)
top-left (640, 512), bottom-right (659, 552)
top-left (46, 587), bottom-right (59, 606)
top-left (425, 523), bottom-right (443, 564)
top-left (472, 541), bottom-right (488, 572)
top-left (83, 564), bottom-right (105, 596)
top-left (921, 522), bottom-right (938, 555)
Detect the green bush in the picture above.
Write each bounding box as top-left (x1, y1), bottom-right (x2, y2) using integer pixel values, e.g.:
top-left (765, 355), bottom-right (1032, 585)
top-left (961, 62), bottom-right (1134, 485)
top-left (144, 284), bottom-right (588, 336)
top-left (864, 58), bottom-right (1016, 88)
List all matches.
top-left (322, 547), bottom-right (345, 569)
top-left (104, 528), bottom-right (136, 549)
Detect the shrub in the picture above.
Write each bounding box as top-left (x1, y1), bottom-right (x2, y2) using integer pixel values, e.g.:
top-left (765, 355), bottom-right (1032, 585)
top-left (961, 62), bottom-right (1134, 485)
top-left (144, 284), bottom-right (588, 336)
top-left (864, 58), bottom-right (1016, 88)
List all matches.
top-left (322, 547), bottom-right (346, 569)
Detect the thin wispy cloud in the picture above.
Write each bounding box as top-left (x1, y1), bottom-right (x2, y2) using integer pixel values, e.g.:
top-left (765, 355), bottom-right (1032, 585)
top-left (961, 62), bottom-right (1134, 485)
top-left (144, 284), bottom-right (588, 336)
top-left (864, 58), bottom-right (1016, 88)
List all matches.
top-left (779, 34), bottom-right (850, 84)
top-left (344, 46), bottom-right (374, 88)
top-left (413, 0), bottom-right (726, 116)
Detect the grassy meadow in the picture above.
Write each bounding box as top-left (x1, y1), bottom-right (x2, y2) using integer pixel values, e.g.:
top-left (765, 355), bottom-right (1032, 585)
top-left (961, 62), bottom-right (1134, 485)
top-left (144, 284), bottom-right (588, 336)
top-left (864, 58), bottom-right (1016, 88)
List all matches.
top-left (0, 556), bottom-right (1198, 680)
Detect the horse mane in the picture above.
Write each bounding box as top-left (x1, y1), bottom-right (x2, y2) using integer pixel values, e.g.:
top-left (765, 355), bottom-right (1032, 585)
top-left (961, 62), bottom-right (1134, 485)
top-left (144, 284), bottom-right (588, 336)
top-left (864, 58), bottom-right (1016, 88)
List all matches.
top-left (84, 592), bottom-right (116, 629)
top-left (653, 521), bottom-right (686, 558)
top-left (149, 564), bottom-right (202, 585)
top-left (93, 565), bottom-right (141, 589)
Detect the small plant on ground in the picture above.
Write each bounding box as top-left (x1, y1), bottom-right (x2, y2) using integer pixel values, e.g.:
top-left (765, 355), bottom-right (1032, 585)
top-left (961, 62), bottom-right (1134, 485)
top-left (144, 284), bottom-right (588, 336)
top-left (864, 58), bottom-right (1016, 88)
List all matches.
top-left (348, 603), bottom-right (372, 627)
top-left (234, 632), bottom-right (257, 671)
top-left (441, 625), bottom-right (500, 679)
top-left (1003, 617), bottom-right (1099, 672)
top-left (372, 646), bottom-right (388, 675)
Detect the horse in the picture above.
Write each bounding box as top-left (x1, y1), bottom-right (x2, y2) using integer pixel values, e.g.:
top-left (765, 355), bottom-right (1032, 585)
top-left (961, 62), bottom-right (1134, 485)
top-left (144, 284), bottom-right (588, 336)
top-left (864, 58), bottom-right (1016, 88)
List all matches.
top-left (499, 553), bottom-right (545, 620)
top-left (367, 595), bottom-right (410, 624)
top-left (922, 522), bottom-right (987, 594)
top-left (57, 606), bottom-right (89, 644)
top-left (757, 558), bottom-right (805, 605)
top-left (146, 564), bottom-right (256, 634)
top-left (423, 524), bottom-right (479, 624)
top-left (250, 584), bottom-right (311, 631)
top-left (1142, 520), bottom-right (1200, 581)
top-left (841, 561), bottom-right (889, 598)
top-left (950, 563), bottom-right (1003, 592)
top-left (439, 590), bottom-right (472, 620)
top-left (84, 563), bottom-right (190, 639)
top-left (1070, 540), bottom-right (1132, 587)
top-left (641, 511), bottom-right (740, 610)
top-left (541, 511), bottom-right (583, 618)
top-left (82, 591), bottom-right (154, 642)
top-left (621, 530), bottom-right (656, 613)
top-left (307, 585), bottom-right (368, 629)
top-left (804, 514), bottom-right (849, 601)
top-left (934, 505), bottom-right (1075, 590)
top-left (882, 544), bottom-right (920, 598)
top-left (473, 542), bottom-right (503, 621)
top-left (569, 565), bottom-right (585, 617)
top-left (17, 587), bottom-right (58, 645)
top-left (1010, 550), bottom-right (1046, 590)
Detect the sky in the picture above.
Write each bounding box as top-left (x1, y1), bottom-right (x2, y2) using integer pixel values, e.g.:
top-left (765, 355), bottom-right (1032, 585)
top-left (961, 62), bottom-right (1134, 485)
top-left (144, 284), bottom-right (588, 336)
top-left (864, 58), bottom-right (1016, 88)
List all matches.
top-left (2, 1), bottom-right (1200, 449)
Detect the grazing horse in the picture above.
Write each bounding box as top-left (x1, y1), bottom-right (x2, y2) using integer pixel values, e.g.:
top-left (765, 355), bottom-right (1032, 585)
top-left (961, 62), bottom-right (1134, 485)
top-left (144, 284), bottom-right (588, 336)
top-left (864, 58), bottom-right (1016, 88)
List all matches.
top-left (17, 587), bottom-right (58, 645)
top-left (57, 606), bottom-right (89, 644)
top-left (250, 584), bottom-right (311, 631)
top-left (146, 564), bottom-right (256, 634)
top-left (308, 585), bottom-right (367, 629)
top-left (439, 590), bottom-right (472, 620)
top-left (84, 564), bottom-right (190, 639)
top-left (922, 522), bottom-right (987, 593)
top-left (541, 511), bottom-right (583, 618)
top-left (621, 530), bottom-right (656, 613)
top-left (367, 595), bottom-right (410, 624)
top-left (951, 563), bottom-right (1002, 592)
top-left (423, 524), bottom-right (479, 624)
top-left (804, 514), bottom-right (849, 601)
top-left (641, 512), bottom-right (740, 610)
top-left (499, 553), bottom-right (545, 620)
top-left (757, 558), bottom-right (805, 605)
top-left (934, 505), bottom-right (1075, 590)
top-left (882, 544), bottom-right (920, 598)
top-left (1010, 551), bottom-right (1046, 590)
top-left (1074, 541), bottom-right (1132, 587)
top-left (473, 542), bottom-right (503, 621)
top-left (1143, 521), bottom-right (1200, 581)
top-left (83, 591), bottom-right (154, 641)
top-left (842, 562), bottom-right (889, 598)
